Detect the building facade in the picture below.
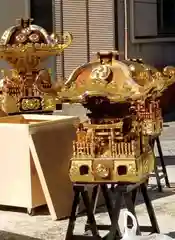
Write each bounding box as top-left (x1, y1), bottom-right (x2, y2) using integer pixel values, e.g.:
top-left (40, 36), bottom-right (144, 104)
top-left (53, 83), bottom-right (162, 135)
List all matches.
top-left (54, 0), bottom-right (175, 78)
top-left (0, 0), bottom-right (175, 79)
top-left (118, 0), bottom-right (175, 68)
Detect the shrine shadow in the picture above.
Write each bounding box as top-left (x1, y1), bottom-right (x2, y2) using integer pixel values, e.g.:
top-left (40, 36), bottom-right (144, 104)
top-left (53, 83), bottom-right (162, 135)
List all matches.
top-left (135, 186), bottom-right (175, 206)
top-left (156, 155), bottom-right (175, 166)
top-left (0, 230), bottom-right (41, 239)
top-left (163, 111), bottom-right (175, 123)
top-left (168, 232), bottom-right (175, 238)
top-left (0, 204), bottom-right (50, 216)
top-left (77, 184), bottom-right (175, 218)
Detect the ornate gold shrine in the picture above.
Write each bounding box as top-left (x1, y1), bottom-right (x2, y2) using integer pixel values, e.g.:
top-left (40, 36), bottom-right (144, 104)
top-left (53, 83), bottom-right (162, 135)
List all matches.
top-left (59, 51), bottom-right (175, 183)
top-left (0, 18), bottom-right (72, 113)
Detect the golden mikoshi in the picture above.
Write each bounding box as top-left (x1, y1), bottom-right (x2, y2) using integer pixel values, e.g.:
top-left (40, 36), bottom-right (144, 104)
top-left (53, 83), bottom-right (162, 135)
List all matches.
top-left (0, 18), bottom-right (72, 114)
top-left (59, 51), bottom-right (175, 183)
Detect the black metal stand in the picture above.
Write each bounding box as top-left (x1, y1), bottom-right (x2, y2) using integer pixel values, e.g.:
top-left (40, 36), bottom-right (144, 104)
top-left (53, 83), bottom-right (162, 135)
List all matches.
top-left (65, 180), bottom-right (160, 240)
top-left (150, 136), bottom-right (170, 192)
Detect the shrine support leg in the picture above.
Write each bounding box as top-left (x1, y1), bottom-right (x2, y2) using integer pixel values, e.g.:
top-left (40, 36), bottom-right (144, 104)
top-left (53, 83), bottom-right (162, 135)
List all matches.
top-left (124, 191), bottom-right (141, 235)
top-left (65, 186), bottom-right (81, 240)
top-left (153, 150), bottom-right (163, 192)
top-left (150, 136), bottom-right (170, 192)
top-left (122, 182), bottom-right (160, 235)
top-left (85, 184), bottom-right (122, 239)
top-left (140, 183), bottom-right (160, 233)
top-left (124, 188), bottom-right (137, 227)
top-left (85, 185), bottom-right (100, 233)
top-left (150, 137), bottom-right (163, 192)
top-left (101, 185), bottom-right (122, 239)
top-left (81, 189), bottom-right (100, 237)
top-left (66, 182), bottom-right (160, 239)
top-left (156, 137), bottom-right (170, 188)
top-left (65, 185), bottom-right (101, 240)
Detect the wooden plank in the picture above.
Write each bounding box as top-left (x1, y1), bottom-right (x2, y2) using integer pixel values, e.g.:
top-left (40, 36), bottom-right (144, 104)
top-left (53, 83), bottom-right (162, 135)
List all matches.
top-left (29, 117), bottom-right (78, 220)
top-left (0, 124), bottom-right (32, 208)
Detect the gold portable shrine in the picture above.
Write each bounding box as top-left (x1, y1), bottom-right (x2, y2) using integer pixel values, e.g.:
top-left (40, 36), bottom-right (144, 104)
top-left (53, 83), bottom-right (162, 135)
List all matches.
top-left (0, 18), bottom-right (72, 114)
top-left (59, 51), bottom-right (174, 183)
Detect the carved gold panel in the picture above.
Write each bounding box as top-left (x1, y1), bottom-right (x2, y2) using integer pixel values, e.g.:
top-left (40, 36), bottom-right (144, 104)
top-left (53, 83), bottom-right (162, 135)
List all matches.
top-left (93, 160), bottom-right (113, 181)
top-left (69, 160), bottom-right (93, 182)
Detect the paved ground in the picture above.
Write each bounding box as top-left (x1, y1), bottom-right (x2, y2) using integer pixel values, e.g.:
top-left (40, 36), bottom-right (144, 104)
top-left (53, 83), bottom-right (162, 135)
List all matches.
top-left (1, 111), bottom-right (175, 239)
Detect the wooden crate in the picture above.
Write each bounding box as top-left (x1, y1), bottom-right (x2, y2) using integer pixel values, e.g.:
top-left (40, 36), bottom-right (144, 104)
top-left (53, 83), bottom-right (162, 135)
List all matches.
top-left (0, 114), bottom-right (78, 220)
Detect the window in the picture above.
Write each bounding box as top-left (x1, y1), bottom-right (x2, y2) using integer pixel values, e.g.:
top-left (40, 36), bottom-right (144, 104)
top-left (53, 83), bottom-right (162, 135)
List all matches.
top-left (130, 0), bottom-right (175, 43)
top-left (30, 0), bottom-right (53, 34)
top-left (157, 0), bottom-right (175, 36)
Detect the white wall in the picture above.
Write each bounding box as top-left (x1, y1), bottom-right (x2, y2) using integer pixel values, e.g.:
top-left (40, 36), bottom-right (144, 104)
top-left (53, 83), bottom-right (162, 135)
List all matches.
top-left (117, 0), bottom-right (175, 67)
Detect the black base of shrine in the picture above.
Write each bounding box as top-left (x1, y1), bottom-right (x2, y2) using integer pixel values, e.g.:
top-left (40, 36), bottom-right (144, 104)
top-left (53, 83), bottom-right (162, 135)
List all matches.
top-left (65, 180), bottom-right (160, 240)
